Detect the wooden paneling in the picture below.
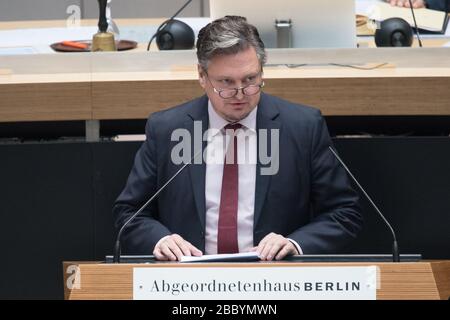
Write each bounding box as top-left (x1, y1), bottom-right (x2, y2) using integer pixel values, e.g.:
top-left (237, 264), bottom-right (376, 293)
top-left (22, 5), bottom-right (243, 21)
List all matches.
top-left (430, 260), bottom-right (450, 300)
top-left (3, 76), bottom-right (450, 122)
top-left (92, 80), bottom-right (203, 120)
top-left (264, 76), bottom-right (450, 116)
top-left (0, 82), bottom-right (91, 122)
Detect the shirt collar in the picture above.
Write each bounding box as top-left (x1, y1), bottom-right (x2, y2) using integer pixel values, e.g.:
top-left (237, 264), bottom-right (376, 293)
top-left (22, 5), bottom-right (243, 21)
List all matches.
top-left (207, 100), bottom-right (257, 135)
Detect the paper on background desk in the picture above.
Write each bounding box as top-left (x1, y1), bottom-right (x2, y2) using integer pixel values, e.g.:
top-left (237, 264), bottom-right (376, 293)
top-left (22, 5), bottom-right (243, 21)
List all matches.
top-left (0, 27), bottom-right (97, 46)
top-left (0, 46), bottom-right (37, 55)
top-left (356, 0), bottom-right (384, 16)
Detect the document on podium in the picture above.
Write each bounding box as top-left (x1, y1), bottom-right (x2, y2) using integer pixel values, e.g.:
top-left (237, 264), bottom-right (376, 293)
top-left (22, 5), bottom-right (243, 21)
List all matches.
top-left (180, 252), bottom-right (260, 263)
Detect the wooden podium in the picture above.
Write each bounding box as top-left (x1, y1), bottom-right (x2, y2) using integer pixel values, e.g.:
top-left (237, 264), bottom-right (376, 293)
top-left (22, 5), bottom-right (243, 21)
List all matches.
top-left (63, 260), bottom-right (450, 300)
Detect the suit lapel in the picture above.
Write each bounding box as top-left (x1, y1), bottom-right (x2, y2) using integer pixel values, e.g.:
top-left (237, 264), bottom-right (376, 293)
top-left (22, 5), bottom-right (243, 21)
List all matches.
top-left (254, 93), bottom-right (281, 228)
top-left (186, 96), bottom-right (209, 231)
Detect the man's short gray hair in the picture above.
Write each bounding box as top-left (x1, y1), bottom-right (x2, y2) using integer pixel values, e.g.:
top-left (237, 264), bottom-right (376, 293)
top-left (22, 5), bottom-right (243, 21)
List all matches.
top-left (196, 15), bottom-right (267, 71)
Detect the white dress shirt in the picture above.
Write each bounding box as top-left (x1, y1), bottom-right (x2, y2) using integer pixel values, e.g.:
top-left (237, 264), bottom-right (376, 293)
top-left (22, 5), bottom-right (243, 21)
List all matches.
top-left (204, 100), bottom-right (258, 254)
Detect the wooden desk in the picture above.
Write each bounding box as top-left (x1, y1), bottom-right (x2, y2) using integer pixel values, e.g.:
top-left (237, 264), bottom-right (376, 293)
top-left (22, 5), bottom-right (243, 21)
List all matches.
top-left (1, 47), bottom-right (450, 124)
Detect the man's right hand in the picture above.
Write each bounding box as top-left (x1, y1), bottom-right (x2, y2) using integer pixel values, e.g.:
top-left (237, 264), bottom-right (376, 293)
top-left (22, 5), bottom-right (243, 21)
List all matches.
top-left (153, 234), bottom-right (203, 261)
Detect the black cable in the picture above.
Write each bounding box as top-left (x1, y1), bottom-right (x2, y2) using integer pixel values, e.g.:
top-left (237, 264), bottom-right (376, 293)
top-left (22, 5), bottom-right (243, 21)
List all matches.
top-left (407, 0), bottom-right (423, 47)
top-left (147, 0), bottom-right (193, 51)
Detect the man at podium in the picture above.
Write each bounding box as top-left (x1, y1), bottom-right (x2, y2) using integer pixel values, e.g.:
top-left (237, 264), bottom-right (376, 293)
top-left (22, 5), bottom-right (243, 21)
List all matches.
top-left (113, 16), bottom-right (363, 262)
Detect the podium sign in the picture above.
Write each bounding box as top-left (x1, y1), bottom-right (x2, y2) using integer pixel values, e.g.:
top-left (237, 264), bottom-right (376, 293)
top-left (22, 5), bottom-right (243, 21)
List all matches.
top-left (133, 266), bottom-right (377, 300)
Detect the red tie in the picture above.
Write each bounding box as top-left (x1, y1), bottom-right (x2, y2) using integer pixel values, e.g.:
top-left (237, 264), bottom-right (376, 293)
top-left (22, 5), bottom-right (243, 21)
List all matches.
top-left (217, 123), bottom-right (242, 254)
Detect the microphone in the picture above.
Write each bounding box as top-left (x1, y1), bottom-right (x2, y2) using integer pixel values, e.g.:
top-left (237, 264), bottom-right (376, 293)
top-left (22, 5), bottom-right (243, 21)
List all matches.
top-left (407, 0), bottom-right (423, 47)
top-left (113, 147), bottom-right (203, 263)
top-left (146, 0), bottom-right (194, 51)
top-left (328, 146), bottom-right (400, 262)
top-left (375, 17), bottom-right (413, 47)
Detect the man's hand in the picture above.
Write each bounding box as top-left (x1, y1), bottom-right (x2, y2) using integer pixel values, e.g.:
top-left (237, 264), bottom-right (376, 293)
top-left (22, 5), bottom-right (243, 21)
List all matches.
top-left (153, 234), bottom-right (203, 261)
top-left (388, 0), bottom-right (427, 8)
top-left (253, 233), bottom-right (299, 261)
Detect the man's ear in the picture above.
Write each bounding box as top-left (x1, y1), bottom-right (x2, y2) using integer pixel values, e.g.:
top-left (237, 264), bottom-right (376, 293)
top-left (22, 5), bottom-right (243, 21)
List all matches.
top-left (198, 65), bottom-right (206, 89)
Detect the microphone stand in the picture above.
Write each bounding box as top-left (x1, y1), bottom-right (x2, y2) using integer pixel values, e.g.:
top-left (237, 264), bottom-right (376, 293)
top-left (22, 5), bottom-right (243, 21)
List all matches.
top-left (113, 148), bottom-right (204, 263)
top-left (329, 146), bottom-right (400, 262)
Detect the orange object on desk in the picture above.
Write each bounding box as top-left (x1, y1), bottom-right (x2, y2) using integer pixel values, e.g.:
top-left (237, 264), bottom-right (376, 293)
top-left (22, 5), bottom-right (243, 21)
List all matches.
top-left (62, 41), bottom-right (89, 49)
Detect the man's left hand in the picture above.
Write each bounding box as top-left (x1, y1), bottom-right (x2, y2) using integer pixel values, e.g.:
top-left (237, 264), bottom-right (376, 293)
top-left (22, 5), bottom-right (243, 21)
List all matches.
top-left (253, 232), bottom-right (299, 261)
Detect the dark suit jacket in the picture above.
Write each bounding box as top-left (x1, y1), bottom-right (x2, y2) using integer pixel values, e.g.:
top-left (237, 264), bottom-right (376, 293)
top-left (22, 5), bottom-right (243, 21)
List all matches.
top-left (426, 0), bottom-right (448, 11)
top-left (113, 93), bottom-right (363, 254)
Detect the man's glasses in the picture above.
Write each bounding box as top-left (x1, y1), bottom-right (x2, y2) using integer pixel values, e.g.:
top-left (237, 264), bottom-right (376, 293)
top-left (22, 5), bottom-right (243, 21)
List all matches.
top-left (205, 73), bottom-right (265, 99)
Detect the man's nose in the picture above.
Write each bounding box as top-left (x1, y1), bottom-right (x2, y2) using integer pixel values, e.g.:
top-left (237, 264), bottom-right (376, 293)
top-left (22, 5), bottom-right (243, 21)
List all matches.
top-left (235, 87), bottom-right (245, 100)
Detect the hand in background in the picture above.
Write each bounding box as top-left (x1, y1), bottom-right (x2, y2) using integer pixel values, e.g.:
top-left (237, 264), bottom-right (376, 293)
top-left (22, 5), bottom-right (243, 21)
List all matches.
top-left (388, 0), bottom-right (427, 8)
